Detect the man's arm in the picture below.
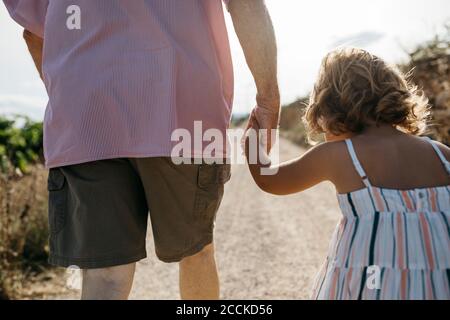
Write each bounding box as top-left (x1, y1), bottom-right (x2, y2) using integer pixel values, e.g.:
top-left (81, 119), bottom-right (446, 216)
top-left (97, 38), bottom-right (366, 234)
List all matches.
top-left (228, 0), bottom-right (280, 150)
top-left (23, 30), bottom-right (44, 80)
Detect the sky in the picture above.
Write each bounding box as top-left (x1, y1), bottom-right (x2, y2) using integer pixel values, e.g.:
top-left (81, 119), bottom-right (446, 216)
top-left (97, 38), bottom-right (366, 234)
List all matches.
top-left (0, 0), bottom-right (449, 120)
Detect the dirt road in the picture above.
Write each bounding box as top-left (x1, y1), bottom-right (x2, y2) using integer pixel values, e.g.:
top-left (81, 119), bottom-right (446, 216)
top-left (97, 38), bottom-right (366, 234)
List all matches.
top-left (51, 138), bottom-right (340, 300)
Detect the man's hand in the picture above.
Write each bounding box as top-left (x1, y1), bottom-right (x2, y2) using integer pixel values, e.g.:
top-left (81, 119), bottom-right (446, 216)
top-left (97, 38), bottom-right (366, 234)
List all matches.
top-left (23, 29), bottom-right (44, 80)
top-left (245, 105), bottom-right (280, 153)
top-left (228, 0), bottom-right (280, 152)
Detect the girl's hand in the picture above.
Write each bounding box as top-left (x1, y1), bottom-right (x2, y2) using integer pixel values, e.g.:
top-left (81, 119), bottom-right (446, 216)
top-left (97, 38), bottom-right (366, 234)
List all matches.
top-left (245, 113), bottom-right (334, 196)
top-left (244, 109), bottom-right (269, 164)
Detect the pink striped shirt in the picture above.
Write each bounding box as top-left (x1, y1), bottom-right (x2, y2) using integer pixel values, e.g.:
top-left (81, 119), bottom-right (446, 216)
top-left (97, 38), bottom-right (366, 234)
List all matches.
top-left (4, 0), bottom-right (233, 168)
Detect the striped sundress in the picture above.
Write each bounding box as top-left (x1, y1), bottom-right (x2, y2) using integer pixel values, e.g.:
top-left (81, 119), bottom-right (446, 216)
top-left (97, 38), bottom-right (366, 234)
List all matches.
top-left (312, 138), bottom-right (450, 300)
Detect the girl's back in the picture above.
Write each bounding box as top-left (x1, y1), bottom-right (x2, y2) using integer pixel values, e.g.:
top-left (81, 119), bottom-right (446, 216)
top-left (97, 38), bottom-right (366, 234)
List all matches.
top-left (312, 133), bottom-right (450, 300)
top-left (331, 129), bottom-right (450, 195)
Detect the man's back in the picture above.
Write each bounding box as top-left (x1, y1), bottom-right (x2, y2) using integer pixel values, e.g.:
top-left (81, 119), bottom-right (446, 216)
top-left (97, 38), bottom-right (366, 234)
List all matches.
top-left (5, 0), bottom-right (233, 167)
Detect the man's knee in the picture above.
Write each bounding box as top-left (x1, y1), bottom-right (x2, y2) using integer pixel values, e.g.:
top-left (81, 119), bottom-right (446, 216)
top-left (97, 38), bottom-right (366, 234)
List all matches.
top-left (181, 244), bottom-right (215, 266)
top-left (82, 263), bottom-right (135, 289)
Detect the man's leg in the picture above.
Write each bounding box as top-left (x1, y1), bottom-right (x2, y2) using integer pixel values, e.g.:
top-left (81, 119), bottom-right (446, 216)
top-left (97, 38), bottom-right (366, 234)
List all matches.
top-left (81, 263), bottom-right (136, 300)
top-left (131, 158), bottom-right (231, 300)
top-left (47, 160), bottom-right (149, 300)
top-left (179, 244), bottom-right (219, 300)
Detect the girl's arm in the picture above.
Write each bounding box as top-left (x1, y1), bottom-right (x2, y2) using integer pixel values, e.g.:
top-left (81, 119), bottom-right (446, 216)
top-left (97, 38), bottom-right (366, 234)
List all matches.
top-left (245, 130), bottom-right (334, 196)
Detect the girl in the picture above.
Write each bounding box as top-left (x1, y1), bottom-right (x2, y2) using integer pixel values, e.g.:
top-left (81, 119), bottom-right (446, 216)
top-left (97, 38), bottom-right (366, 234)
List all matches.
top-left (246, 48), bottom-right (450, 300)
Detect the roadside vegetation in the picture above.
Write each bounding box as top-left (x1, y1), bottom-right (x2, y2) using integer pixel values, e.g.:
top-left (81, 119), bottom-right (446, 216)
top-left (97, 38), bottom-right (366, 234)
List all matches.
top-left (0, 116), bottom-right (48, 300)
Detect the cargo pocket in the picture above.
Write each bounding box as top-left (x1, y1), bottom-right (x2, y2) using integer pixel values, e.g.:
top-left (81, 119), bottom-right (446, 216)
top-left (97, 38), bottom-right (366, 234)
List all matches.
top-left (47, 168), bottom-right (67, 235)
top-left (193, 164), bottom-right (231, 223)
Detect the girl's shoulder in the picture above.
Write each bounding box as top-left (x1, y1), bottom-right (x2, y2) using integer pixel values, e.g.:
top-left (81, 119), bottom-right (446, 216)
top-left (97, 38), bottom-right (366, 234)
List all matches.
top-left (309, 140), bottom-right (349, 159)
top-left (307, 140), bottom-right (352, 174)
top-left (405, 135), bottom-right (450, 162)
top-left (431, 139), bottom-right (450, 161)
top-left (306, 135), bottom-right (450, 169)
top-left (306, 140), bottom-right (366, 193)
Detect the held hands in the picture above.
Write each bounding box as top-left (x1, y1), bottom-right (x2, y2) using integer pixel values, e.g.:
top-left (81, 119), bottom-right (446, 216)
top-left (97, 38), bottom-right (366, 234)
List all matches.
top-left (244, 103), bottom-right (280, 155)
top-left (243, 105), bottom-right (279, 167)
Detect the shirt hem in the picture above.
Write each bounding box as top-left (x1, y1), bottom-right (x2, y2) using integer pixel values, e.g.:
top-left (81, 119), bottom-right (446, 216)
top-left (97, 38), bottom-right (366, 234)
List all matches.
top-left (45, 151), bottom-right (229, 168)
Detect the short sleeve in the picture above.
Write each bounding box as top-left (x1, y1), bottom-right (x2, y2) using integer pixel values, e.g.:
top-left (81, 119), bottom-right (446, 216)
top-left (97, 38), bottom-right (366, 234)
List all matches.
top-left (3, 0), bottom-right (49, 37)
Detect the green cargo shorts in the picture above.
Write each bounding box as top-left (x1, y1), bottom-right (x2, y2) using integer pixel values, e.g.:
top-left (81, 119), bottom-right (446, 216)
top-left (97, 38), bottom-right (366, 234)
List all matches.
top-left (47, 158), bottom-right (231, 269)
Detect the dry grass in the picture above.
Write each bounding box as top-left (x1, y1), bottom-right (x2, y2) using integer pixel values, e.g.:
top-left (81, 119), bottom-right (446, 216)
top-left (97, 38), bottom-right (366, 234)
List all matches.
top-left (279, 98), bottom-right (310, 147)
top-left (402, 25), bottom-right (450, 145)
top-left (0, 166), bottom-right (49, 299)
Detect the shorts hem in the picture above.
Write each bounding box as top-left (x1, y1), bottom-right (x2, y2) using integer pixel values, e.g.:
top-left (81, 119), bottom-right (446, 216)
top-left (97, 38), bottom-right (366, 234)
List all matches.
top-left (157, 235), bottom-right (213, 263)
top-left (48, 251), bottom-right (147, 269)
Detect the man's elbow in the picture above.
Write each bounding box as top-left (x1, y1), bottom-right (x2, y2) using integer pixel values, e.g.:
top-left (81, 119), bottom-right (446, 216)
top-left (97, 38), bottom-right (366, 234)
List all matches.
top-left (22, 29), bottom-right (44, 80)
top-left (23, 29), bottom-right (38, 41)
top-left (23, 29), bottom-right (44, 51)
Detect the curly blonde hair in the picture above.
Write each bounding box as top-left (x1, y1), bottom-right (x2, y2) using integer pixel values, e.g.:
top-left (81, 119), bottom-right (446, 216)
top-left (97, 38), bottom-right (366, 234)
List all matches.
top-left (303, 48), bottom-right (430, 142)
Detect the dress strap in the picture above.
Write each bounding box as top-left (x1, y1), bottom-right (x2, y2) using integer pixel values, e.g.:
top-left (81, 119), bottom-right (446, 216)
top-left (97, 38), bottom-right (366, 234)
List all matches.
top-left (345, 139), bottom-right (372, 188)
top-left (423, 137), bottom-right (450, 175)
